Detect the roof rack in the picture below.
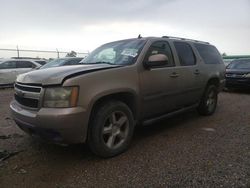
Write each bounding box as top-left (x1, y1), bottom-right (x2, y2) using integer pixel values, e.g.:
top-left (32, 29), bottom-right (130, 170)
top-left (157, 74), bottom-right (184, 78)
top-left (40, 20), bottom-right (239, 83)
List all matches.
top-left (162, 36), bottom-right (209, 44)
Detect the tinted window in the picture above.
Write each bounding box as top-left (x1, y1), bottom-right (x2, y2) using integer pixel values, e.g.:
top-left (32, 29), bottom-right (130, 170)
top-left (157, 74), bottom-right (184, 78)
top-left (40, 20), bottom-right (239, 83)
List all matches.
top-left (145, 41), bottom-right (175, 67)
top-left (194, 43), bottom-right (222, 64)
top-left (16, 61), bottom-right (34, 68)
top-left (0, 61), bottom-right (17, 69)
top-left (174, 42), bottom-right (196, 66)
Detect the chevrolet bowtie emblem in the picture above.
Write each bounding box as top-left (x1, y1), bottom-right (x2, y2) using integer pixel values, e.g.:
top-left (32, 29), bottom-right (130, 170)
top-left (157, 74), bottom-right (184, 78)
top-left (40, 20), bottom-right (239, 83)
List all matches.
top-left (16, 90), bottom-right (25, 97)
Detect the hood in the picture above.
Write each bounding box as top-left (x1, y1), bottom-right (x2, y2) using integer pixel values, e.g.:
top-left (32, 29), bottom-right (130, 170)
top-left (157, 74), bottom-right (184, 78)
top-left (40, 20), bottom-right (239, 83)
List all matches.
top-left (226, 68), bottom-right (250, 74)
top-left (17, 64), bottom-right (120, 86)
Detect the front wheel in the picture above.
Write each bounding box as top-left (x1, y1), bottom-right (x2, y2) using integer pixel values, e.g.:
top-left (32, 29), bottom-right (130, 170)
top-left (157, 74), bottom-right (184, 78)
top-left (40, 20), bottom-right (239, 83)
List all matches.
top-left (87, 101), bottom-right (135, 158)
top-left (197, 85), bottom-right (218, 116)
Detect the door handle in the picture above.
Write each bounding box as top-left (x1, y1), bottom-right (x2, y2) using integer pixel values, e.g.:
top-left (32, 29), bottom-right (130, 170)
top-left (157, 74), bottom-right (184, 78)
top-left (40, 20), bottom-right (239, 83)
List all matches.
top-left (170, 72), bottom-right (179, 78)
top-left (194, 69), bottom-right (200, 75)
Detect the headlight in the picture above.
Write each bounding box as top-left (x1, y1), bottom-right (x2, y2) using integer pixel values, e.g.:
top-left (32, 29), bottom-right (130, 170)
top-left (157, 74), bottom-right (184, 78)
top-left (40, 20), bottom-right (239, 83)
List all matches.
top-left (43, 87), bottom-right (79, 108)
top-left (245, 73), bottom-right (250, 78)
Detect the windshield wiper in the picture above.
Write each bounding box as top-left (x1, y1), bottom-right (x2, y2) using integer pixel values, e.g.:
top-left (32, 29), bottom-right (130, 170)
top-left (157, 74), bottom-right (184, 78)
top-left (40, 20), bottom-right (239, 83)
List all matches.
top-left (80, 61), bottom-right (115, 65)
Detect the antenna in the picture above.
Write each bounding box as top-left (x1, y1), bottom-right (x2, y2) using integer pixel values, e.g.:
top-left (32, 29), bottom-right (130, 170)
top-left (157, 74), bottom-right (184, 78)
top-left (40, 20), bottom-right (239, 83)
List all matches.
top-left (138, 34), bottom-right (142, 39)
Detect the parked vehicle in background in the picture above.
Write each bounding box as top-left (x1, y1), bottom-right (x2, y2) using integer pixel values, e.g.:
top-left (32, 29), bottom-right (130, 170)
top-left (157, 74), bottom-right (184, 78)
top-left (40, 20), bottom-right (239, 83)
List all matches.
top-left (223, 59), bottom-right (234, 67)
top-left (39, 57), bottom-right (83, 69)
top-left (11, 57), bottom-right (48, 66)
top-left (10, 36), bottom-right (225, 157)
top-left (225, 58), bottom-right (250, 89)
top-left (0, 59), bottom-right (41, 86)
top-left (34, 60), bottom-right (48, 65)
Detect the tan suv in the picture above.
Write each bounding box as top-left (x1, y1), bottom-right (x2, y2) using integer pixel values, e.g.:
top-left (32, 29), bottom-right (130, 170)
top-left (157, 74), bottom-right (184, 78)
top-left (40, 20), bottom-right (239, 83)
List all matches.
top-left (10, 36), bottom-right (225, 157)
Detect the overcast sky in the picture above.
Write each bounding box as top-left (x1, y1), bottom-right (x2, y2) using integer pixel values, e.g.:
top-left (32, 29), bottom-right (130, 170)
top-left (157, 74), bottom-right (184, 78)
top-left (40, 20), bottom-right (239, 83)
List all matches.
top-left (0, 0), bottom-right (249, 56)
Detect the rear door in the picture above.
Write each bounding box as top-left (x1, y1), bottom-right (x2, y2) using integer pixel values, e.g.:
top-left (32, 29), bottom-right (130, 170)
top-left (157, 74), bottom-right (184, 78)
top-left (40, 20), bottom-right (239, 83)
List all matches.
top-left (172, 41), bottom-right (204, 107)
top-left (0, 61), bottom-right (17, 84)
top-left (140, 40), bottom-right (182, 119)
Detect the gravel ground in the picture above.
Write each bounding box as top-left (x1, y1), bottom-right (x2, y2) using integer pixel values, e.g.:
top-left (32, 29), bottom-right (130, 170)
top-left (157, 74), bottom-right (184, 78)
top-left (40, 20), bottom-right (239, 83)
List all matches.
top-left (0, 89), bottom-right (249, 188)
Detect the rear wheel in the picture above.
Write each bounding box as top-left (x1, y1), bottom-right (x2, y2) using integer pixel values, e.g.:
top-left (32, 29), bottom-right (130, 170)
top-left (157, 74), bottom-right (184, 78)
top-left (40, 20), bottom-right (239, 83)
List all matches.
top-left (88, 100), bottom-right (135, 157)
top-left (197, 85), bottom-right (218, 115)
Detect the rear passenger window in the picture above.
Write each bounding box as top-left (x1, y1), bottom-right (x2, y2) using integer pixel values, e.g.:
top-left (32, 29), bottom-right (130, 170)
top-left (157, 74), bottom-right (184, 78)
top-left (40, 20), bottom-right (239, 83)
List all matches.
top-left (174, 42), bottom-right (196, 66)
top-left (17, 61), bottom-right (34, 68)
top-left (0, 61), bottom-right (17, 69)
top-left (145, 41), bottom-right (175, 67)
top-left (194, 43), bottom-right (222, 64)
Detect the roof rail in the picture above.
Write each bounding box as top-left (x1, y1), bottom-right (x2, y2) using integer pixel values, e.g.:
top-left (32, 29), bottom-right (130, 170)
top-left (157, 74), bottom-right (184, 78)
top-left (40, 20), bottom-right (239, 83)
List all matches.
top-left (162, 36), bottom-right (209, 44)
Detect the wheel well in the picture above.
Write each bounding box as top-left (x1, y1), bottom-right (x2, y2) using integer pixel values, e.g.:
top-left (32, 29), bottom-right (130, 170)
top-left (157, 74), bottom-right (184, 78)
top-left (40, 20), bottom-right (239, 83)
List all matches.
top-left (90, 92), bottom-right (137, 120)
top-left (207, 77), bottom-right (220, 88)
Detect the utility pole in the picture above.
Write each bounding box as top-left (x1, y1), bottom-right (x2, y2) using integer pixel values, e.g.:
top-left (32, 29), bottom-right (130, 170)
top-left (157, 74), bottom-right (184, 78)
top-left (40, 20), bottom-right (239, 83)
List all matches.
top-left (56, 48), bottom-right (59, 58)
top-left (16, 45), bottom-right (20, 58)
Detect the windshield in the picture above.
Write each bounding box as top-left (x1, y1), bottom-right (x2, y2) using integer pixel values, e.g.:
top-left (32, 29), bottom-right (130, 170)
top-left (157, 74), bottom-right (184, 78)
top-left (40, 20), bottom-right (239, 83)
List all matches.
top-left (80, 39), bottom-right (146, 65)
top-left (227, 59), bottom-right (250, 69)
top-left (35, 60), bottom-right (47, 65)
top-left (40, 58), bottom-right (82, 69)
top-left (40, 59), bottom-right (68, 69)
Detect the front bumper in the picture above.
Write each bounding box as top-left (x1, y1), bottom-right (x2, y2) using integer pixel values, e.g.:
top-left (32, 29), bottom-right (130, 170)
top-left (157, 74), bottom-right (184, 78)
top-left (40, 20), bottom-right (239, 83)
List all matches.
top-left (10, 100), bottom-right (88, 144)
top-left (225, 78), bottom-right (250, 89)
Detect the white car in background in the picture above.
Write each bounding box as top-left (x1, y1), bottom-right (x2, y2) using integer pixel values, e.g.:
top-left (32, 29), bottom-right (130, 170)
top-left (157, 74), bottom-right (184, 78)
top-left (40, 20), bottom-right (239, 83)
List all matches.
top-left (0, 59), bottom-right (41, 86)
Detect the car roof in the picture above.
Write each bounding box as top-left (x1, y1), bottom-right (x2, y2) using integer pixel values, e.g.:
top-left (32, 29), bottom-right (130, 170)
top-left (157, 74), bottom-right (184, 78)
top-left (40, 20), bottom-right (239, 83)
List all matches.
top-left (34, 59), bottom-right (47, 61)
top-left (0, 59), bottom-right (41, 66)
top-left (112, 36), bottom-right (210, 45)
top-left (232, 58), bottom-right (250, 61)
top-left (1, 58), bottom-right (38, 62)
top-left (59, 57), bottom-right (83, 60)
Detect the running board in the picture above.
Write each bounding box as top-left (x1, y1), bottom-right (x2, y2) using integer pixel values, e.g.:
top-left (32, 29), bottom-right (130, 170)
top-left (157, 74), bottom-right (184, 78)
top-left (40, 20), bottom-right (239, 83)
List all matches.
top-left (142, 103), bottom-right (199, 126)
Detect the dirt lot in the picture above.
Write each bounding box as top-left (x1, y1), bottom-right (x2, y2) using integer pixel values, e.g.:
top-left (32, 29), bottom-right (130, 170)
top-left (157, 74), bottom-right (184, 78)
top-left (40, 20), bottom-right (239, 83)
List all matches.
top-left (0, 89), bottom-right (249, 188)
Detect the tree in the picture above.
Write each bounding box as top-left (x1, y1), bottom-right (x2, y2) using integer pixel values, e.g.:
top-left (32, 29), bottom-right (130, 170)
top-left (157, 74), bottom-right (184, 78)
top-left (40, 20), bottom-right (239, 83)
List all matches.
top-left (66, 51), bottom-right (77, 57)
top-left (222, 52), bottom-right (227, 57)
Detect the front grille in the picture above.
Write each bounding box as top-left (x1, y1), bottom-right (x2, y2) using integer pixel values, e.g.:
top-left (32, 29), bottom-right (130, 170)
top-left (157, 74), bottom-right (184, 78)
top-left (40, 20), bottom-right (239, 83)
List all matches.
top-left (15, 94), bottom-right (39, 108)
top-left (14, 82), bottom-right (42, 108)
top-left (225, 73), bottom-right (244, 78)
top-left (15, 83), bottom-right (41, 93)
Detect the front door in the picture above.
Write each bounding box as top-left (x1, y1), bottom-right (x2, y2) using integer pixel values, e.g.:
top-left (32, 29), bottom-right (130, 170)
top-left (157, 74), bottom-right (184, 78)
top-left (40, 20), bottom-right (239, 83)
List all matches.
top-left (140, 40), bottom-right (182, 119)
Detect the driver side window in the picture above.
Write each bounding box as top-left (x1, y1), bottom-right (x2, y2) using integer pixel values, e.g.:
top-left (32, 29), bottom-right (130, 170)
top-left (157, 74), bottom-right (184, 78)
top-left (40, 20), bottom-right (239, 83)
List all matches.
top-left (145, 41), bottom-right (175, 67)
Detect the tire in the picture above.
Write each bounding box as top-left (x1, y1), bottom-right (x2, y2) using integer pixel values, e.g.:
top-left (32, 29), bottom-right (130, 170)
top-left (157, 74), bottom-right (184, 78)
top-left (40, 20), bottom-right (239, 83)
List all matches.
top-left (197, 85), bottom-right (218, 116)
top-left (87, 100), bottom-right (135, 158)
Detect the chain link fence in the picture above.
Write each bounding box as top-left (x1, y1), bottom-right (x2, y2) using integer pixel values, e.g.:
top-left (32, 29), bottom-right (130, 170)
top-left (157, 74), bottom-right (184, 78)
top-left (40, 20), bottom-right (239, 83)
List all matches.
top-left (0, 47), bottom-right (89, 60)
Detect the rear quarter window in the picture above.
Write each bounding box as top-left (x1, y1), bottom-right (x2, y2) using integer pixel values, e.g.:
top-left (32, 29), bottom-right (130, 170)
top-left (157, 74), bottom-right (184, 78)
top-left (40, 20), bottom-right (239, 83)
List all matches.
top-left (194, 44), bottom-right (223, 64)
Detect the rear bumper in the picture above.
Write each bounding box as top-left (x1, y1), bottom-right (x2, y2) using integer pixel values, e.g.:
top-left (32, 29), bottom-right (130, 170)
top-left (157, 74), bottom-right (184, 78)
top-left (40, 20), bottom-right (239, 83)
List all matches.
top-left (10, 100), bottom-right (88, 144)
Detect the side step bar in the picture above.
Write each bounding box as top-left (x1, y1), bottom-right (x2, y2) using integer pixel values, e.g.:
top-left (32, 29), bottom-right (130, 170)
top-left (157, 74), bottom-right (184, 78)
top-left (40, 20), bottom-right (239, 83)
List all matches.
top-left (142, 103), bottom-right (199, 126)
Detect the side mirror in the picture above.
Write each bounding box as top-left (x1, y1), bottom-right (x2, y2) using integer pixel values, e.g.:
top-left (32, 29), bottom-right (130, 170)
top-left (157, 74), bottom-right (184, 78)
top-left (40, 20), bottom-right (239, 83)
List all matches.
top-left (144, 54), bottom-right (169, 69)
